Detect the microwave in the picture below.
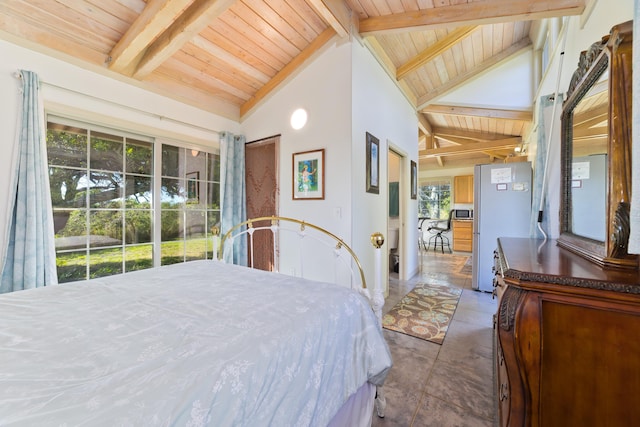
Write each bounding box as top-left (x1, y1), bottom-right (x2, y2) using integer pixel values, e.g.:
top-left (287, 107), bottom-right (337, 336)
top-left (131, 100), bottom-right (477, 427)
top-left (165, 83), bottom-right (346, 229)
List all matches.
top-left (453, 209), bottom-right (473, 219)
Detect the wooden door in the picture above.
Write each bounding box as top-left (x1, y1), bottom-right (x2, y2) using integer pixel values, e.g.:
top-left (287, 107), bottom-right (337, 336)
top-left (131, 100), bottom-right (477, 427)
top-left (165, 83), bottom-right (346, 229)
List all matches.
top-left (245, 136), bottom-right (279, 271)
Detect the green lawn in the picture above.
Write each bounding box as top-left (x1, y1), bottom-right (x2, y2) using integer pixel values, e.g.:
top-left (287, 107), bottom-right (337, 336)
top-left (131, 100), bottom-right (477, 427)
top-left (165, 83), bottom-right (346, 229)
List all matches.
top-left (56, 238), bottom-right (215, 283)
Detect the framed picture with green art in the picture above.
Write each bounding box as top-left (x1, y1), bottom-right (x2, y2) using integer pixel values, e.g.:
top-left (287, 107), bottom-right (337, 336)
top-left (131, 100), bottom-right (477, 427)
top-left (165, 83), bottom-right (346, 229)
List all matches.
top-left (292, 149), bottom-right (324, 200)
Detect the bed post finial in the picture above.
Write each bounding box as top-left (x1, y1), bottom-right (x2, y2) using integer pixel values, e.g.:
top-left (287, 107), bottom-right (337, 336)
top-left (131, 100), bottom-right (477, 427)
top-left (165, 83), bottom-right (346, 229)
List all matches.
top-left (369, 232), bottom-right (385, 322)
top-left (211, 226), bottom-right (220, 260)
top-left (370, 232), bottom-right (387, 419)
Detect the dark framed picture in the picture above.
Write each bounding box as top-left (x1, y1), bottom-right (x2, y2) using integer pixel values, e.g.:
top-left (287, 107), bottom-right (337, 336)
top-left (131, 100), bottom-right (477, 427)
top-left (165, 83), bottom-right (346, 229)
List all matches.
top-left (293, 149), bottom-right (324, 200)
top-left (186, 171), bottom-right (199, 203)
top-left (366, 132), bottom-right (379, 194)
top-left (411, 160), bottom-right (417, 199)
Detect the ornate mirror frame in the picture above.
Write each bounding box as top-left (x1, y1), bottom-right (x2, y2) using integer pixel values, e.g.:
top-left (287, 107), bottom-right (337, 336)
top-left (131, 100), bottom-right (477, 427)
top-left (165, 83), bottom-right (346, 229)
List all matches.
top-left (558, 20), bottom-right (637, 269)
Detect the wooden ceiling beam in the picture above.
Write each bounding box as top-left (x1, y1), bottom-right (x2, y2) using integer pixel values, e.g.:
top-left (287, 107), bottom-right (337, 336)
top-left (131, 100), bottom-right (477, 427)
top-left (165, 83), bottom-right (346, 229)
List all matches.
top-left (307, 0), bottom-right (353, 38)
top-left (433, 135), bottom-right (514, 160)
top-left (396, 26), bottom-right (477, 80)
top-left (108, 0), bottom-right (192, 74)
top-left (417, 38), bottom-right (533, 109)
top-left (420, 137), bottom-right (522, 158)
top-left (432, 127), bottom-right (518, 141)
top-left (359, 0), bottom-right (585, 35)
top-left (573, 104), bottom-right (608, 128)
top-left (418, 113), bottom-right (433, 136)
top-left (240, 28), bottom-right (336, 117)
top-left (133, 0), bottom-right (236, 79)
top-left (423, 104), bottom-right (532, 121)
top-left (433, 138), bottom-right (444, 167)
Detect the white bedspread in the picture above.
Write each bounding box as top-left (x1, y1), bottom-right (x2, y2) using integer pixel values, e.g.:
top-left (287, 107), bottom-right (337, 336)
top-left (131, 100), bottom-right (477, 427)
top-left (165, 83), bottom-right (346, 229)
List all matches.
top-left (0, 261), bottom-right (391, 426)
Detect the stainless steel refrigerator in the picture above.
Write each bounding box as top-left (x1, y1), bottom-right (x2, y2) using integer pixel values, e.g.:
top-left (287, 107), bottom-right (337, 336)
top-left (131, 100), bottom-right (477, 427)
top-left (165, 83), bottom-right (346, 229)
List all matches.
top-left (472, 162), bottom-right (532, 292)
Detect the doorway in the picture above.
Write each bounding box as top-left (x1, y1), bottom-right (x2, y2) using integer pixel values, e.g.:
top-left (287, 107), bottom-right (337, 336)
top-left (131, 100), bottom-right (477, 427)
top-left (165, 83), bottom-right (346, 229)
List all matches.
top-left (388, 149), bottom-right (403, 279)
top-left (245, 135), bottom-right (279, 271)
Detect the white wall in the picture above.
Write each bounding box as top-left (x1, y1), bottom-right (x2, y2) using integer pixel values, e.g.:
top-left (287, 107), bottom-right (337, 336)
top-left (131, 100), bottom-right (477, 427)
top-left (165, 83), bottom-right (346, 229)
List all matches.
top-left (241, 39), bottom-right (353, 253)
top-left (0, 39), bottom-right (238, 258)
top-left (351, 39), bottom-right (420, 286)
top-left (243, 37), bottom-right (419, 291)
top-left (438, 49), bottom-right (534, 110)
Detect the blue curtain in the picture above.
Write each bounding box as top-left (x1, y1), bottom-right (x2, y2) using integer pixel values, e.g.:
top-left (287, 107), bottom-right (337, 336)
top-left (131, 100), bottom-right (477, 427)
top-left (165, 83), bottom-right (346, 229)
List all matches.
top-left (1, 70), bottom-right (58, 293)
top-left (220, 131), bottom-right (247, 265)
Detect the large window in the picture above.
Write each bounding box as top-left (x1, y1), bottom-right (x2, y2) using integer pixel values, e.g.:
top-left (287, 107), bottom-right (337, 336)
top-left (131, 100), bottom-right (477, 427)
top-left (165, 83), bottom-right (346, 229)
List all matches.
top-left (418, 180), bottom-right (451, 219)
top-left (160, 145), bottom-right (220, 265)
top-left (47, 118), bottom-right (220, 283)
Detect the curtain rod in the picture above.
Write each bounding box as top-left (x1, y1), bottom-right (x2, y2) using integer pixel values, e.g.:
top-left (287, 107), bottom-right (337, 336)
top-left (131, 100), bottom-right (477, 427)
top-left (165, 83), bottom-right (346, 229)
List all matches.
top-left (12, 70), bottom-right (220, 136)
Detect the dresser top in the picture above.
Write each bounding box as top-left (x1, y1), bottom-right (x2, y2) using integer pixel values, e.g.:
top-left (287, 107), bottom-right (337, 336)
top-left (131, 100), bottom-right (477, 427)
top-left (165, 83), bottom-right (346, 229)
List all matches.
top-left (497, 238), bottom-right (640, 294)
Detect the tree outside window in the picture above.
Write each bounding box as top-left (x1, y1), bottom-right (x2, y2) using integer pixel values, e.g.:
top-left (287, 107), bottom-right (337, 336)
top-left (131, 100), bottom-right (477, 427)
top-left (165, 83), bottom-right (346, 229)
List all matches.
top-left (418, 180), bottom-right (451, 220)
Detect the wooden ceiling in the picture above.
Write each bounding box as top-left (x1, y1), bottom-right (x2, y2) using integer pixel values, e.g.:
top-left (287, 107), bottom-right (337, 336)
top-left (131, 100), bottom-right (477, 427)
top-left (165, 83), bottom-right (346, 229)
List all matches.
top-left (0, 0), bottom-right (586, 168)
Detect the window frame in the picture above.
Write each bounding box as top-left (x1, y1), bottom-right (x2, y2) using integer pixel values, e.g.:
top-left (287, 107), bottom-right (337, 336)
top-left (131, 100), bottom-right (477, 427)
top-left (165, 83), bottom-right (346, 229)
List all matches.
top-left (46, 116), bottom-right (220, 282)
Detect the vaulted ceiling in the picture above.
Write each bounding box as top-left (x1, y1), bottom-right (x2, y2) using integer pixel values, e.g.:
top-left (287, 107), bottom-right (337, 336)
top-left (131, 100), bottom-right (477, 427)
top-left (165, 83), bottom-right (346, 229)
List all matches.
top-left (0, 0), bottom-right (586, 168)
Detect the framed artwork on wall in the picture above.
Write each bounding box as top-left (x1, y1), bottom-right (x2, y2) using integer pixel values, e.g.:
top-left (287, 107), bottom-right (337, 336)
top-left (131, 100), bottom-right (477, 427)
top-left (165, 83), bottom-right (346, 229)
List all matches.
top-left (411, 160), bottom-right (417, 199)
top-left (366, 132), bottom-right (379, 194)
top-left (292, 149), bottom-right (324, 200)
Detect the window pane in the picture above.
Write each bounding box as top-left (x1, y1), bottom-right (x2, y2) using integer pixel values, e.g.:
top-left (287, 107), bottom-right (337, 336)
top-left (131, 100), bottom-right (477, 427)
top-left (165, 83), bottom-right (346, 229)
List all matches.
top-left (186, 211), bottom-right (205, 238)
top-left (91, 131), bottom-right (123, 172)
top-left (206, 182), bottom-right (220, 209)
top-left (47, 123), bottom-right (87, 168)
top-left (207, 153), bottom-right (220, 182)
top-left (126, 139), bottom-right (152, 175)
top-left (186, 150), bottom-right (206, 179)
top-left (125, 244), bottom-right (153, 272)
top-left (207, 210), bottom-right (220, 232)
top-left (162, 178), bottom-right (186, 205)
top-left (89, 171), bottom-right (123, 208)
top-left (186, 173), bottom-right (203, 207)
top-left (161, 210), bottom-right (183, 242)
top-left (56, 251), bottom-right (87, 283)
top-left (54, 210), bottom-right (87, 246)
top-left (89, 210), bottom-right (123, 248)
top-left (162, 145), bottom-right (181, 177)
top-left (161, 241), bottom-right (184, 265)
top-left (125, 174), bottom-right (152, 207)
top-left (50, 168), bottom-right (88, 208)
top-left (419, 181), bottom-right (451, 219)
top-left (125, 210), bottom-right (152, 244)
top-left (89, 247), bottom-right (123, 278)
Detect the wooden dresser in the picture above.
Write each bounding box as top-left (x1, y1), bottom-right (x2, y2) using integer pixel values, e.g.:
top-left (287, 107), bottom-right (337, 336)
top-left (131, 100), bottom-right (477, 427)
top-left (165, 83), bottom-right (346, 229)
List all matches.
top-left (452, 220), bottom-right (473, 252)
top-left (493, 238), bottom-right (640, 427)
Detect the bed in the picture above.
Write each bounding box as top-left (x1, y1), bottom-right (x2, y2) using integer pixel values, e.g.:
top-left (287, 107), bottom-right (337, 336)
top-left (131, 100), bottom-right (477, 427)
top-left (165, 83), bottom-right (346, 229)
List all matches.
top-left (0, 217), bottom-right (392, 426)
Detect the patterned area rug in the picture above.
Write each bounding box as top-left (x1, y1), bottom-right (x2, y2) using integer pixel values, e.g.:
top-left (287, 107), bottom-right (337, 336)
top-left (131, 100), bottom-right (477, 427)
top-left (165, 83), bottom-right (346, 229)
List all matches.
top-left (382, 283), bottom-right (462, 345)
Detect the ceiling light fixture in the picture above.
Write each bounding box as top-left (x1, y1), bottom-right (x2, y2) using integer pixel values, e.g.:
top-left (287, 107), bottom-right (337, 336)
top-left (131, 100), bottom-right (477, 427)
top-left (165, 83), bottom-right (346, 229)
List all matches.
top-left (290, 108), bottom-right (307, 130)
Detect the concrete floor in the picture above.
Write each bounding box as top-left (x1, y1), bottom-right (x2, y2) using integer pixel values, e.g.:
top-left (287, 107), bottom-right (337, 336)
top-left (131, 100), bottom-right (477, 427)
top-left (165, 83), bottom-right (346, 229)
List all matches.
top-left (372, 250), bottom-right (498, 427)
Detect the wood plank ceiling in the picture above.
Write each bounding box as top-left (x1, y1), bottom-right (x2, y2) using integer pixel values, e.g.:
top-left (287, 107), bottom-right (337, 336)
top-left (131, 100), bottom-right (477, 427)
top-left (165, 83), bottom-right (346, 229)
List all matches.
top-left (0, 0), bottom-right (586, 168)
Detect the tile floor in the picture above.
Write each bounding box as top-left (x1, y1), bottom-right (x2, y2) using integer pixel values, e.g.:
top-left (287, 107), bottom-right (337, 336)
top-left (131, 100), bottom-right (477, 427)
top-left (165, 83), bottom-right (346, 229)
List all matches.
top-left (372, 250), bottom-right (498, 427)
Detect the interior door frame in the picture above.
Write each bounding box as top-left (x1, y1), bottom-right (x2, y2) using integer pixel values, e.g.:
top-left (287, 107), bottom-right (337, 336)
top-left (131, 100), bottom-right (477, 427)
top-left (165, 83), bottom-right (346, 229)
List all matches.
top-left (388, 143), bottom-right (408, 280)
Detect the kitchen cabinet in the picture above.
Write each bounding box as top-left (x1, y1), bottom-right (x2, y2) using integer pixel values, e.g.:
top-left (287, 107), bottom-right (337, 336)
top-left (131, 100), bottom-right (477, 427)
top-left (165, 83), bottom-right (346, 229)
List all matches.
top-left (493, 237), bottom-right (640, 427)
top-left (452, 220), bottom-right (472, 252)
top-left (454, 175), bottom-right (473, 204)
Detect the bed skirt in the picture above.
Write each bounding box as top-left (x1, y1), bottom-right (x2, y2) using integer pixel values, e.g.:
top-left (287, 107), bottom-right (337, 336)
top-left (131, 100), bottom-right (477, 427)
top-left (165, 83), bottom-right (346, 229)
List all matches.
top-left (327, 382), bottom-right (376, 427)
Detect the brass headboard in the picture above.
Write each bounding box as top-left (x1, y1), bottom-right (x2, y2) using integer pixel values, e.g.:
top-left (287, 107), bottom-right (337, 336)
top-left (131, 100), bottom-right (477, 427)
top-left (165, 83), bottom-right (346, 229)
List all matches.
top-left (215, 216), bottom-right (367, 289)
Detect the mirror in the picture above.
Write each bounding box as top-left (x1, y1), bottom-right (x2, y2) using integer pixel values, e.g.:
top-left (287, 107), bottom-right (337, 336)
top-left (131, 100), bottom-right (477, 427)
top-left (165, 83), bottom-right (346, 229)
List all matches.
top-left (558, 20), bottom-right (637, 269)
top-left (570, 70), bottom-right (608, 241)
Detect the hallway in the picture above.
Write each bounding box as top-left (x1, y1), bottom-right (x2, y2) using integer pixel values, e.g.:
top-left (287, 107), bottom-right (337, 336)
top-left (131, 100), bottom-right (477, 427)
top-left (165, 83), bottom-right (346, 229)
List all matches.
top-left (373, 251), bottom-right (497, 427)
